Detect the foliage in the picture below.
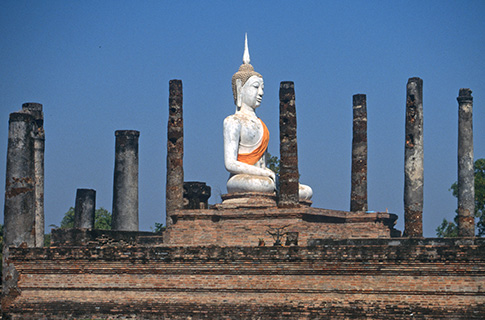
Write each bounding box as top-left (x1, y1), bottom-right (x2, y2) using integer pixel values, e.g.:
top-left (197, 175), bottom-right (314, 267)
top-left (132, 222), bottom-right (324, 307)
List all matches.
top-left (154, 223), bottom-right (165, 233)
top-left (59, 207), bottom-right (75, 228)
top-left (436, 218), bottom-right (458, 238)
top-left (94, 208), bottom-right (112, 230)
top-left (266, 152), bottom-right (280, 175)
top-left (44, 233), bottom-right (51, 247)
top-left (436, 158), bottom-right (485, 237)
top-left (60, 207), bottom-right (112, 230)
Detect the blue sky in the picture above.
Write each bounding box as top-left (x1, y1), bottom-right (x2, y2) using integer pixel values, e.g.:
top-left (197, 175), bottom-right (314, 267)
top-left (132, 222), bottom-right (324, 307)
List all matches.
top-left (1, 1), bottom-right (484, 236)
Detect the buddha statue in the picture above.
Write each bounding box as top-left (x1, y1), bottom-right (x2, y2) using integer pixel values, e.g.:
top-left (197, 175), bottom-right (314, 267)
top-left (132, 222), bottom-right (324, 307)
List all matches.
top-left (223, 35), bottom-right (312, 200)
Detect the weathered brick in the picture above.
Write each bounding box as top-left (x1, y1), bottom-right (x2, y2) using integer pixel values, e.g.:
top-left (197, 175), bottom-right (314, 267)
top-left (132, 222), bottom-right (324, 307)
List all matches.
top-left (2, 238), bottom-right (484, 319)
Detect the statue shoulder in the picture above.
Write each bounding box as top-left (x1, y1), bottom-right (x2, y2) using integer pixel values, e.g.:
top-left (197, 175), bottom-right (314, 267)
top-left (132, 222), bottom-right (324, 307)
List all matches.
top-left (223, 114), bottom-right (242, 128)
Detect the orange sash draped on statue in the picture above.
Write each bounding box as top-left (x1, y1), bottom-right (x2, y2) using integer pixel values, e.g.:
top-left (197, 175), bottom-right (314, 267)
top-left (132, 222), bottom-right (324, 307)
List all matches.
top-left (237, 119), bottom-right (270, 165)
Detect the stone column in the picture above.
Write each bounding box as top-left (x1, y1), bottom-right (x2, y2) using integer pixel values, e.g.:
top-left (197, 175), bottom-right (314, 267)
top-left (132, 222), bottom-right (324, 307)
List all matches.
top-left (404, 77), bottom-right (424, 237)
top-left (3, 112), bottom-right (36, 293)
top-left (4, 112), bottom-right (36, 247)
top-left (278, 81), bottom-right (299, 208)
top-left (74, 189), bottom-right (96, 229)
top-left (457, 88), bottom-right (475, 237)
top-left (21, 102), bottom-right (45, 247)
top-left (350, 94), bottom-right (368, 212)
top-left (112, 130), bottom-right (140, 231)
top-left (166, 80), bottom-right (184, 226)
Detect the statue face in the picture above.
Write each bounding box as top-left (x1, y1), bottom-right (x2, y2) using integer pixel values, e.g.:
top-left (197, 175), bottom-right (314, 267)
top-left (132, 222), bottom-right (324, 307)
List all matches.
top-left (240, 76), bottom-right (264, 108)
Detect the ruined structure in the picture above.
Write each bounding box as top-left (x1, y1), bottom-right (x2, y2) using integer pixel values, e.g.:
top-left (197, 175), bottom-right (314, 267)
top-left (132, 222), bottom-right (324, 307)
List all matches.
top-left (4, 237), bottom-right (484, 319)
top-left (20, 103), bottom-right (45, 247)
top-left (166, 79), bottom-right (184, 226)
top-left (279, 81), bottom-right (301, 207)
top-left (183, 181), bottom-right (211, 209)
top-left (457, 88), bottom-right (475, 237)
top-left (112, 130), bottom-right (140, 231)
top-left (3, 103), bottom-right (46, 248)
top-left (2, 37), bottom-right (484, 319)
top-left (404, 77), bottom-right (424, 237)
top-left (74, 188), bottom-right (96, 229)
top-left (350, 94), bottom-right (368, 212)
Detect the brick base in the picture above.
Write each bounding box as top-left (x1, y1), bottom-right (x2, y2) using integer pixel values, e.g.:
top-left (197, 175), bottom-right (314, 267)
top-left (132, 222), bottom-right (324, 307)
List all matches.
top-left (2, 238), bottom-right (484, 319)
top-left (164, 207), bottom-right (400, 246)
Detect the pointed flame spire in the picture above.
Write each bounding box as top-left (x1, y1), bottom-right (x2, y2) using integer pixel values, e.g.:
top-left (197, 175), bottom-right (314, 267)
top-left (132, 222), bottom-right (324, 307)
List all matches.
top-left (243, 33), bottom-right (250, 65)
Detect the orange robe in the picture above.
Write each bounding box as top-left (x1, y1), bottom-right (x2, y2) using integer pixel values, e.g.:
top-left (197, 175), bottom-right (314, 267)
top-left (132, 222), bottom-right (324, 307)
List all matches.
top-left (237, 119), bottom-right (270, 165)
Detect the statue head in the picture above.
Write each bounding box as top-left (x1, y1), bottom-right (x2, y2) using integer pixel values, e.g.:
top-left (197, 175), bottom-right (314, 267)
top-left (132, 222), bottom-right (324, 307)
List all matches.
top-left (232, 34), bottom-right (263, 107)
top-left (240, 75), bottom-right (264, 109)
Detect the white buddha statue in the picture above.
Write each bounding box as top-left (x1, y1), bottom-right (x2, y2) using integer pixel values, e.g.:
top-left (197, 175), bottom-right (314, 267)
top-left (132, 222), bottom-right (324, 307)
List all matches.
top-left (223, 35), bottom-right (312, 200)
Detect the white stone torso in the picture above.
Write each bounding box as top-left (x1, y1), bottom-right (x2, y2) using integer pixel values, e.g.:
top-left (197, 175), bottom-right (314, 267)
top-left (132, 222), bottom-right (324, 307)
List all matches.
top-left (228, 113), bottom-right (264, 154)
top-left (223, 111), bottom-right (267, 174)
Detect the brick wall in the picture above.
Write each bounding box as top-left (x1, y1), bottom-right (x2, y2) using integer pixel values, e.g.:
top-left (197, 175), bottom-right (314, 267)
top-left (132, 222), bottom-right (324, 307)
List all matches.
top-left (2, 238), bottom-right (484, 319)
top-left (51, 228), bottom-right (163, 246)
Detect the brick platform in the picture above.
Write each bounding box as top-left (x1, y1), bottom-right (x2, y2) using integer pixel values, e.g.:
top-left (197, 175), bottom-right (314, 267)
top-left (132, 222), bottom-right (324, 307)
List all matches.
top-left (164, 207), bottom-right (400, 246)
top-left (2, 238), bottom-right (484, 319)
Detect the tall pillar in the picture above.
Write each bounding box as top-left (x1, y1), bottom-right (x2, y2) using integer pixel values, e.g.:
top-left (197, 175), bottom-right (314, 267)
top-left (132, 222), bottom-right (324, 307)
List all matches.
top-left (21, 102), bottom-right (45, 247)
top-left (4, 112), bottom-right (36, 247)
top-left (278, 81), bottom-right (299, 208)
top-left (112, 130), bottom-right (140, 231)
top-left (74, 189), bottom-right (96, 229)
top-left (404, 77), bottom-right (424, 237)
top-left (3, 112), bottom-right (36, 293)
top-left (457, 88), bottom-right (474, 237)
top-left (350, 94), bottom-right (368, 212)
top-left (166, 79), bottom-right (184, 226)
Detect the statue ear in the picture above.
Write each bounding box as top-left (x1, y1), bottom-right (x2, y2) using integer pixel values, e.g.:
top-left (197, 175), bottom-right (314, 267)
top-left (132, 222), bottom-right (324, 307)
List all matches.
top-left (236, 79), bottom-right (243, 108)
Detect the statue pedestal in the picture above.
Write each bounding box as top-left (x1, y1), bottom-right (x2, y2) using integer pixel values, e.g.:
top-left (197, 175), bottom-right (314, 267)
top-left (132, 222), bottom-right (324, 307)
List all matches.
top-left (218, 192), bottom-right (312, 209)
top-left (164, 206), bottom-right (400, 246)
top-left (219, 192), bottom-right (277, 208)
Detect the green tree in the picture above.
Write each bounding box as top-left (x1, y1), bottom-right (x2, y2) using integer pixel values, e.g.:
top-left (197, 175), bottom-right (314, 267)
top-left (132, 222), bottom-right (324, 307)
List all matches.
top-left (436, 158), bottom-right (485, 237)
top-left (94, 208), bottom-right (112, 230)
top-left (436, 218), bottom-right (458, 237)
top-left (44, 233), bottom-right (51, 247)
top-left (153, 222), bottom-right (165, 233)
top-left (266, 152), bottom-right (280, 175)
top-left (60, 207), bottom-right (112, 230)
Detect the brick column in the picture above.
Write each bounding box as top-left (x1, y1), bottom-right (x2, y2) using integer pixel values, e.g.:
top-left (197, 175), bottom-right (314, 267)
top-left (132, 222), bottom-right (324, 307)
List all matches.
top-left (112, 130), bottom-right (140, 231)
top-left (350, 94), bottom-right (368, 212)
top-left (457, 88), bottom-right (474, 237)
top-left (166, 80), bottom-right (184, 226)
top-left (21, 102), bottom-right (45, 247)
top-left (404, 77), bottom-right (424, 237)
top-left (278, 81), bottom-right (299, 208)
top-left (74, 189), bottom-right (96, 229)
top-left (3, 112), bottom-right (36, 293)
